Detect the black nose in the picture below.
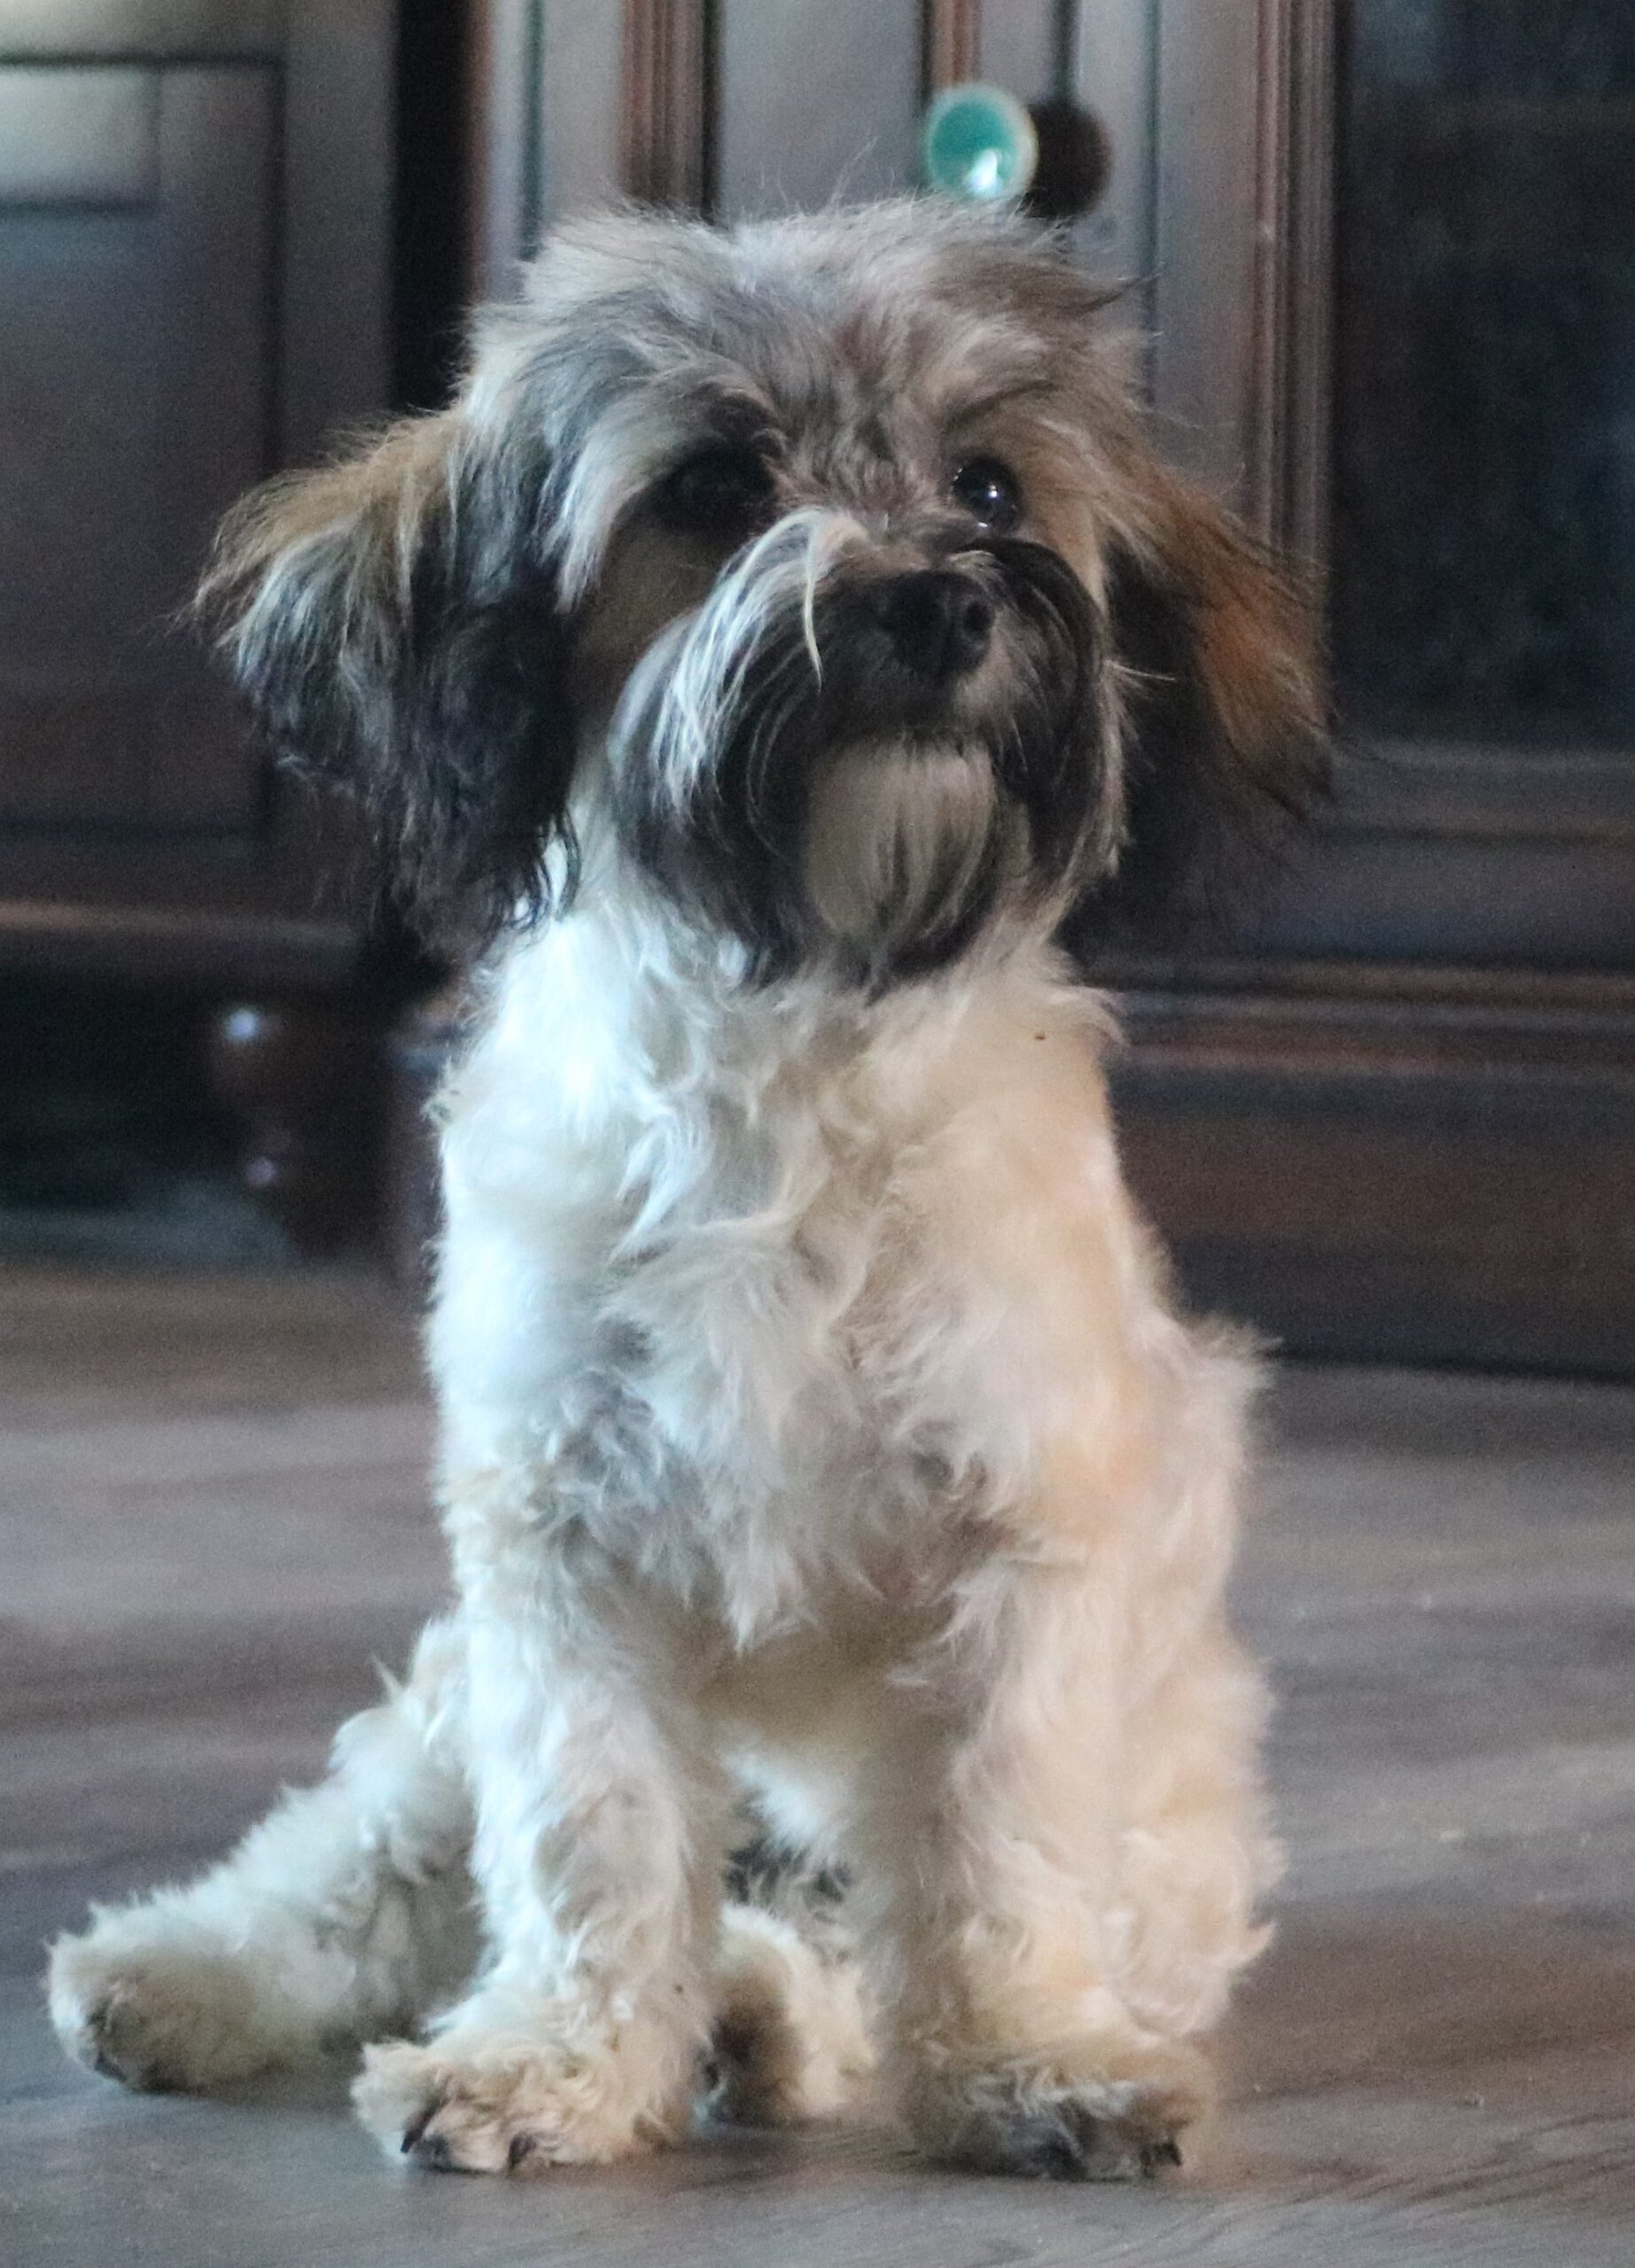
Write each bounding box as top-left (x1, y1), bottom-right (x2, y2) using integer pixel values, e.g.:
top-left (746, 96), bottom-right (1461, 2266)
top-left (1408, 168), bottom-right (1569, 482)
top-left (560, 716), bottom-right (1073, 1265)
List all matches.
top-left (869, 571), bottom-right (994, 681)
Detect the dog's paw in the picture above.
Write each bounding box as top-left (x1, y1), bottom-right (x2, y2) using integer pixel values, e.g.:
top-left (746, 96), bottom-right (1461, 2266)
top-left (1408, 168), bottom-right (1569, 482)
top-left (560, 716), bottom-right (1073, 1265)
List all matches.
top-left (48, 1928), bottom-right (278, 2093)
top-left (354, 2024), bottom-right (683, 2173)
top-left (906, 2038), bottom-right (1208, 2182)
top-left (708, 1904), bottom-right (874, 2127)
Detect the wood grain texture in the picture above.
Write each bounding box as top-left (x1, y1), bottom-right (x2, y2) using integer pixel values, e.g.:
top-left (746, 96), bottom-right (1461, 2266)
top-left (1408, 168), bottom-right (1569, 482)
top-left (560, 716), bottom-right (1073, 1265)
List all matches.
top-left (0, 1), bottom-right (393, 992)
top-left (714, 0), bottom-right (922, 219)
top-left (1248, 0), bottom-right (1334, 569)
top-left (0, 2), bottom-right (282, 58)
top-left (1105, 977), bottom-right (1635, 1375)
top-left (3, 1267), bottom-right (1633, 2265)
top-left (923, 0), bottom-right (980, 94)
top-left (0, 64), bottom-right (274, 835)
top-left (621, 0), bottom-right (711, 209)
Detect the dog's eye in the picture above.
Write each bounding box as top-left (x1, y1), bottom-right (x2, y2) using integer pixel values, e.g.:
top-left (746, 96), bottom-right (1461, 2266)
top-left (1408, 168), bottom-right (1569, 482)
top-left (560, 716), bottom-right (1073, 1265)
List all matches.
top-left (950, 456), bottom-right (1024, 534)
top-left (657, 447), bottom-right (775, 540)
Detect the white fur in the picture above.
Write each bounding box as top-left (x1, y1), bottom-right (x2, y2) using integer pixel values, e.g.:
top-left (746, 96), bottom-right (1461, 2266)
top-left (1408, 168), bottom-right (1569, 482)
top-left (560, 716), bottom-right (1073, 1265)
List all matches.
top-left (804, 742), bottom-right (1002, 952)
top-left (619, 509), bottom-right (865, 815)
top-left (51, 896), bottom-right (1275, 2171)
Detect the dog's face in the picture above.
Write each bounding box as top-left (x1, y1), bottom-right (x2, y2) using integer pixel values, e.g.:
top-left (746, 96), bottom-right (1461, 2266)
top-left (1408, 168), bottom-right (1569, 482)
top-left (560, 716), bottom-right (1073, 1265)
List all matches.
top-left (206, 202), bottom-right (1324, 982)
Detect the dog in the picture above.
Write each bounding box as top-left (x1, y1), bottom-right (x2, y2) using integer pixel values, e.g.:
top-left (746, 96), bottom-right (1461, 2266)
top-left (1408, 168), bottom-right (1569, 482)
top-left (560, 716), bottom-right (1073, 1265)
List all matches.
top-left (49, 199), bottom-right (1324, 2181)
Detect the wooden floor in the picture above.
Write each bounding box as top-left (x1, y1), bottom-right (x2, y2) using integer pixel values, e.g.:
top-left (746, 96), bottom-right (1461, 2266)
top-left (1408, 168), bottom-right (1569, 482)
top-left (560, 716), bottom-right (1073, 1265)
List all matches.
top-left (4, 1263), bottom-right (1634, 2267)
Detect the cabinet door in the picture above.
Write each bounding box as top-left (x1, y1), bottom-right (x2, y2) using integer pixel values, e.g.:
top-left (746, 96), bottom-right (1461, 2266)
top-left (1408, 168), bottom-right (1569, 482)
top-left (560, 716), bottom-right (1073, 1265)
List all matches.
top-left (472, 3), bottom-right (1075, 288)
top-left (0, 64), bottom-right (276, 833)
top-left (471, 4), bottom-right (1258, 507)
top-left (1271, 0), bottom-right (1635, 977)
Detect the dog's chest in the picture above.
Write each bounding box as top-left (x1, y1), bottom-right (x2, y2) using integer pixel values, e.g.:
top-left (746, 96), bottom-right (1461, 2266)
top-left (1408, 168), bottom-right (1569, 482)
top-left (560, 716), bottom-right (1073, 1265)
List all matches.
top-left (436, 932), bottom-right (1120, 1630)
top-left (594, 1082), bottom-right (987, 1628)
top-left (609, 1074), bottom-right (938, 1479)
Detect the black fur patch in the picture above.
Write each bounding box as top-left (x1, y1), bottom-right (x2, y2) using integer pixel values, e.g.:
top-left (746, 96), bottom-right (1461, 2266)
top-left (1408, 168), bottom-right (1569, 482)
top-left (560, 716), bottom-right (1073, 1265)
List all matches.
top-left (616, 533), bottom-right (1108, 988)
top-left (207, 430), bottom-right (579, 952)
top-left (944, 2096), bottom-right (1182, 2182)
top-left (1068, 538), bottom-right (1330, 951)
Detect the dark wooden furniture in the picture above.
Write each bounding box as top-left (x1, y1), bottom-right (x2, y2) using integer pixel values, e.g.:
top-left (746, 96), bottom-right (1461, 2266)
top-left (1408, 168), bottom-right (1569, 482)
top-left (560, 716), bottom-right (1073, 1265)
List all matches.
top-left (1110, 0), bottom-right (1635, 1374)
top-left (455, 0), bottom-right (1635, 1373)
top-left (0, 0), bottom-right (397, 1245)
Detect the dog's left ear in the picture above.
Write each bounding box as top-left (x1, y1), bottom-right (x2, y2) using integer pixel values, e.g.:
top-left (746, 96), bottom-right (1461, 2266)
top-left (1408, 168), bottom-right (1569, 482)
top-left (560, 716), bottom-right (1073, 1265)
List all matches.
top-left (199, 410), bottom-right (576, 947)
top-left (1089, 470), bottom-right (1330, 937)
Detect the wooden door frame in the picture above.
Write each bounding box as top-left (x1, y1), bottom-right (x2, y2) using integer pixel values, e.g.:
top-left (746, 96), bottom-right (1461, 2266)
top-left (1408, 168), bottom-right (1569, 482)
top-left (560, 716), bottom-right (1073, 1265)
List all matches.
top-left (1133, 0), bottom-right (1335, 570)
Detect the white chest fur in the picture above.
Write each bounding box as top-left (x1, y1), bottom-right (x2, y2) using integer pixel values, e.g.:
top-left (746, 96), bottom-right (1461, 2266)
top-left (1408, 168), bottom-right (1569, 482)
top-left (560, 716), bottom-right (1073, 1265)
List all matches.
top-left (429, 905), bottom-right (1168, 1643)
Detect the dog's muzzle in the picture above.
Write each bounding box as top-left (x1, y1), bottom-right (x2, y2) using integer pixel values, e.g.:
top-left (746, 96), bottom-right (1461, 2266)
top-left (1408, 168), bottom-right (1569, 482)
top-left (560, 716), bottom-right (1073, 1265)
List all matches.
top-left (609, 510), bottom-right (1110, 983)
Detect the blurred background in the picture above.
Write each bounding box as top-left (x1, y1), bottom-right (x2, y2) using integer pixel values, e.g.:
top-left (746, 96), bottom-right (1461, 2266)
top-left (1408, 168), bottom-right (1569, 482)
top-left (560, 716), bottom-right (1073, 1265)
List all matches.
top-left (1, 0), bottom-right (1631, 1375)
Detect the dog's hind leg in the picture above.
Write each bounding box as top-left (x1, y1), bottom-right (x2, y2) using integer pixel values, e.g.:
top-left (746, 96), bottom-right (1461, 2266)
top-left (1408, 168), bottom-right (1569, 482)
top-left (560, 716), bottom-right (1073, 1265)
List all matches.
top-left (48, 1617), bottom-right (478, 2093)
top-left (709, 1898), bottom-right (875, 2128)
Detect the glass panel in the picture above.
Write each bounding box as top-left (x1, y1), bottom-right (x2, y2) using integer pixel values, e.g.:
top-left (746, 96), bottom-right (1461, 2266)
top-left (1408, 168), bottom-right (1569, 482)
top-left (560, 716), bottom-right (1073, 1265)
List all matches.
top-left (1332, 4), bottom-right (1635, 749)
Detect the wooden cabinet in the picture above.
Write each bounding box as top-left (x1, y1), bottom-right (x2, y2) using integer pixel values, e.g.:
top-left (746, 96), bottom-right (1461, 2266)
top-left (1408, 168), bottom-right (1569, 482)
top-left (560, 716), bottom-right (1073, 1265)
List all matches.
top-left (462, 0), bottom-right (1634, 1371)
top-left (0, 60), bottom-right (276, 838)
top-left (0, 3), bottom-right (402, 1247)
top-left (0, 2), bottom-right (393, 992)
top-left (1104, 0), bottom-right (1635, 1374)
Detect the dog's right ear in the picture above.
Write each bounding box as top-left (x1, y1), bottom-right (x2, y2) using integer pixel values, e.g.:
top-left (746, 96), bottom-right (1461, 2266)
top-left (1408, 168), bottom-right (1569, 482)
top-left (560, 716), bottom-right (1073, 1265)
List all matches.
top-left (1086, 465), bottom-right (1329, 941)
top-left (199, 411), bottom-right (576, 946)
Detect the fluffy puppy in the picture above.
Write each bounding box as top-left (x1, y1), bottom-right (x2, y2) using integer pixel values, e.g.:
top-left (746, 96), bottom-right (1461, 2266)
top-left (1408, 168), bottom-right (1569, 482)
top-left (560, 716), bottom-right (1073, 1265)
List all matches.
top-left (49, 200), bottom-right (1323, 2181)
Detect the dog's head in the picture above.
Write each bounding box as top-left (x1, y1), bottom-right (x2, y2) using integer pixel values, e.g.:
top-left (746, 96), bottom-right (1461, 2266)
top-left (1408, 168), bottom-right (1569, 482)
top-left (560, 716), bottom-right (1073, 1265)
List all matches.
top-left (205, 201), bottom-right (1325, 982)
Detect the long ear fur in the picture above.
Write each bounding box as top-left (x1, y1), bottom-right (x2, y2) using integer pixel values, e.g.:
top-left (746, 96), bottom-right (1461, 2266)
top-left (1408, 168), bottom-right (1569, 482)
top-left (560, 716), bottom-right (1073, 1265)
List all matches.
top-left (199, 413), bottom-right (576, 947)
top-left (1086, 470), bottom-right (1329, 941)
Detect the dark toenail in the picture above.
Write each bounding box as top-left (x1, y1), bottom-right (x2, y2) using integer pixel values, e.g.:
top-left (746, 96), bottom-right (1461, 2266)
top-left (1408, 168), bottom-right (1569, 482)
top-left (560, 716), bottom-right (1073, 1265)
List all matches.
top-left (1143, 2136), bottom-right (1183, 2171)
top-left (401, 2104), bottom-right (437, 2155)
top-left (409, 2132), bottom-right (457, 2171)
top-left (507, 2132), bottom-right (539, 2171)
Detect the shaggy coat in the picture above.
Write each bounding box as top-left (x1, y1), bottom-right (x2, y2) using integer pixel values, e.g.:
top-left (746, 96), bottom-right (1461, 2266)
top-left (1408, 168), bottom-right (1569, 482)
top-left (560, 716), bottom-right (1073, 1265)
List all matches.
top-left (50, 200), bottom-right (1322, 2182)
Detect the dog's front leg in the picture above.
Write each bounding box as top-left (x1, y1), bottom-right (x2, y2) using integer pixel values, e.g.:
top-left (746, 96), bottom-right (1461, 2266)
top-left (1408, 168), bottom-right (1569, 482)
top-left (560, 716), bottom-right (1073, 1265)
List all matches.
top-left (354, 1500), bottom-right (725, 2171)
top-left (862, 1549), bottom-right (1220, 2181)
